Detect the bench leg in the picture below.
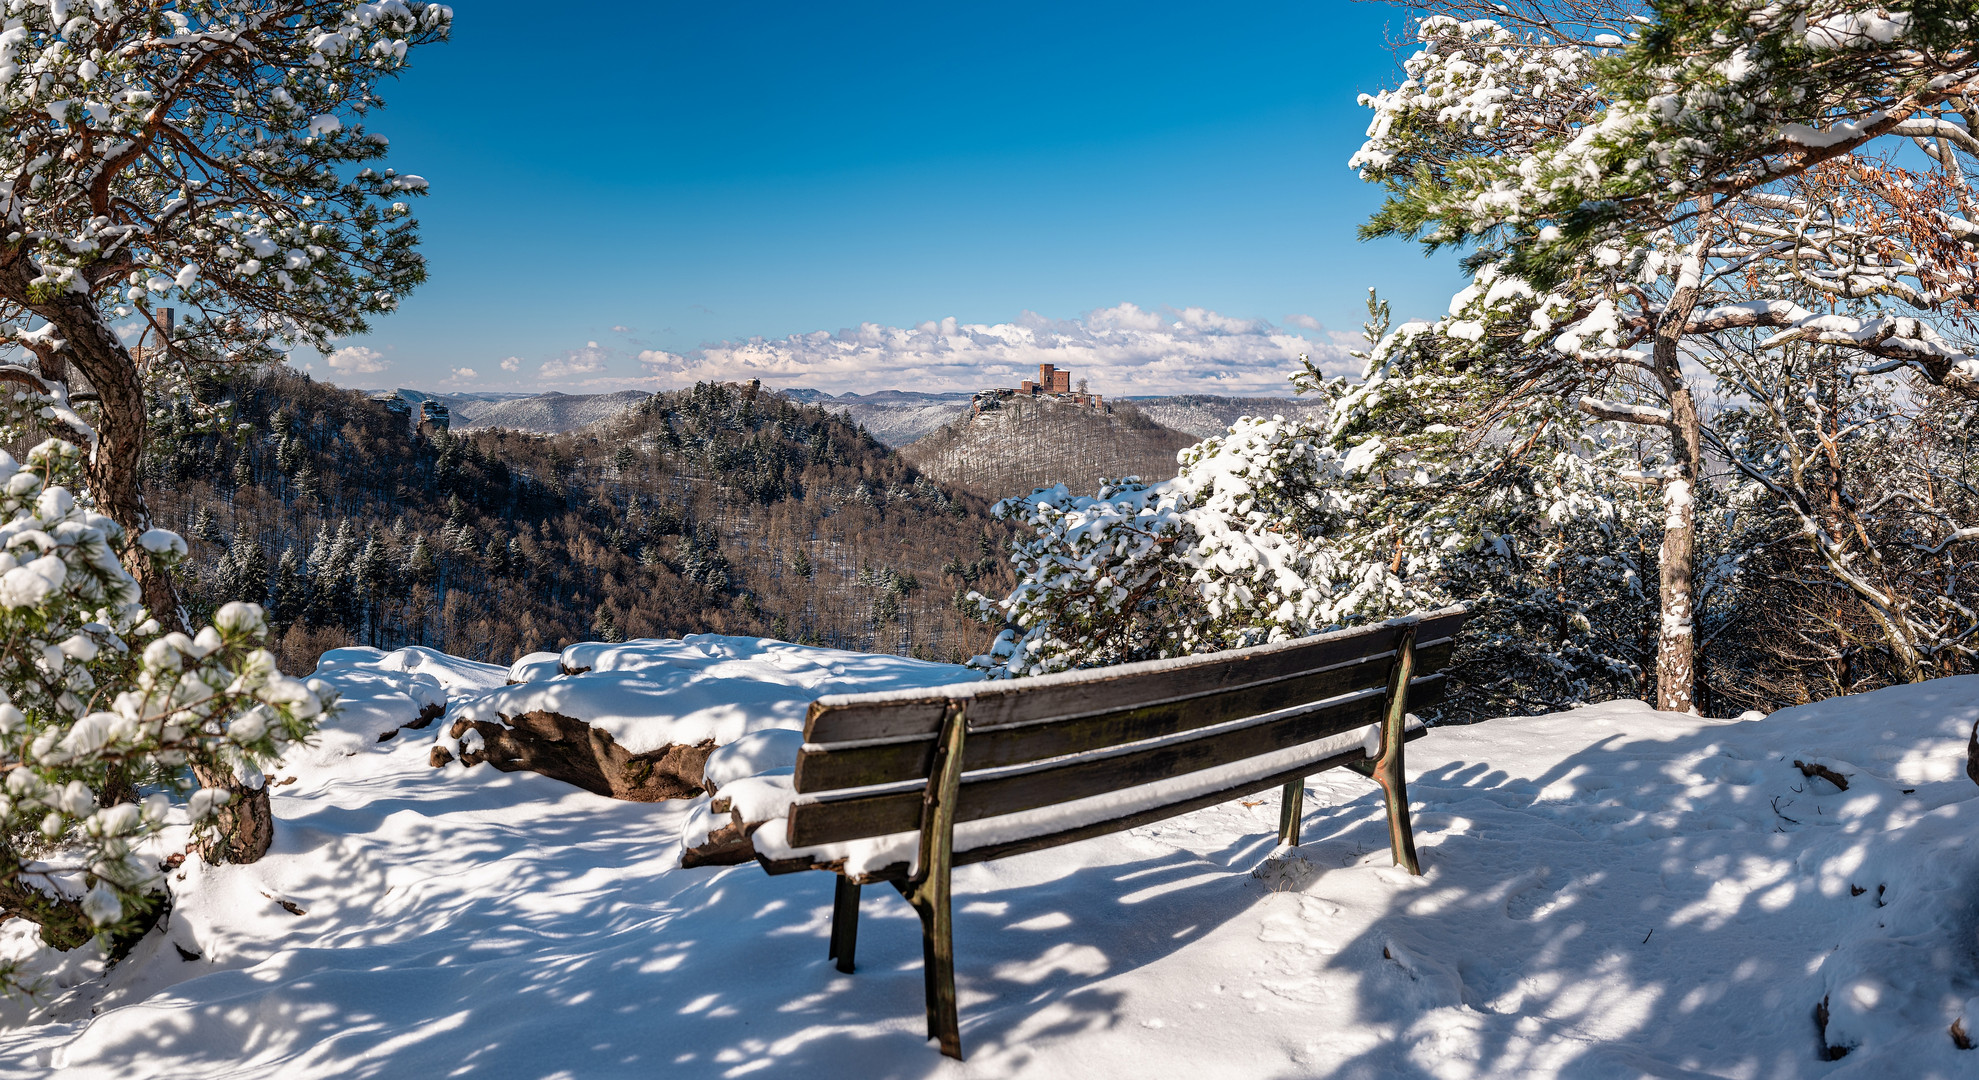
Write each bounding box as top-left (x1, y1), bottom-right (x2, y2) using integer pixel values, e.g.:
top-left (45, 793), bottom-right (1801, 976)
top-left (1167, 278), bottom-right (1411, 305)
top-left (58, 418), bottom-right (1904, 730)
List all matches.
top-left (1373, 626), bottom-right (1422, 875)
top-left (1277, 779), bottom-right (1305, 846)
top-left (906, 868), bottom-right (959, 1059)
top-left (902, 701), bottom-right (967, 1059)
top-left (828, 876), bottom-right (861, 973)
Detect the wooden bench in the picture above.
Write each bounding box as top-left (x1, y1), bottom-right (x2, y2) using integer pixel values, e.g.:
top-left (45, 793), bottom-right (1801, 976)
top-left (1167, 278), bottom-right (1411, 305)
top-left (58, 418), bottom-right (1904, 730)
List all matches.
top-left (753, 606), bottom-right (1470, 1059)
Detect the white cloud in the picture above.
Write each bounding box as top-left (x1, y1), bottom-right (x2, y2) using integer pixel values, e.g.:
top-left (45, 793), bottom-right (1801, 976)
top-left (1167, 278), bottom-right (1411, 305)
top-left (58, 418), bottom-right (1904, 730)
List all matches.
top-left (1285, 313), bottom-right (1323, 331)
top-left (641, 302), bottom-right (1352, 397)
top-left (610, 325), bottom-right (633, 334)
top-left (448, 366), bottom-right (479, 383)
top-left (500, 356), bottom-right (521, 372)
top-left (326, 345), bottom-right (389, 375)
top-left (539, 342), bottom-right (609, 380)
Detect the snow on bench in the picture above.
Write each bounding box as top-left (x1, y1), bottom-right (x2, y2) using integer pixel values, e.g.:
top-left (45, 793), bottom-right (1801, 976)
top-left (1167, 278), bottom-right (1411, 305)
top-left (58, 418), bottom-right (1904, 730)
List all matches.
top-left (721, 606), bottom-right (1470, 1060)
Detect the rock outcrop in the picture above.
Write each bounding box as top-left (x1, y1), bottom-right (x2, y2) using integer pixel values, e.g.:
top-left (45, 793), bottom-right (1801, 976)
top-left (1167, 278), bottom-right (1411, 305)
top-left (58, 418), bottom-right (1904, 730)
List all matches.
top-left (436, 710), bottom-right (715, 802)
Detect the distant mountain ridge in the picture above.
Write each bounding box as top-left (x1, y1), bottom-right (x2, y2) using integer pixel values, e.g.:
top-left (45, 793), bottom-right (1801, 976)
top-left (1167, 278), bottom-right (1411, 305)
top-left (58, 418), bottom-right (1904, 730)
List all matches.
top-left (459, 390), bottom-right (654, 433)
top-left (1121, 394), bottom-right (1328, 438)
top-left (367, 385), bottom-right (1319, 444)
top-left (769, 387), bottom-right (1316, 447)
top-left (361, 389), bottom-right (655, 434)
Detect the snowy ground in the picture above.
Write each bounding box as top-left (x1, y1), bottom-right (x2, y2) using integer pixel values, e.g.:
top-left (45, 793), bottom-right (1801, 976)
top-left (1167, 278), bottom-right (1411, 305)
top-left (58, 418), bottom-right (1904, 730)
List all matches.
top-left (0, 640), bottom-right (1975, 1079)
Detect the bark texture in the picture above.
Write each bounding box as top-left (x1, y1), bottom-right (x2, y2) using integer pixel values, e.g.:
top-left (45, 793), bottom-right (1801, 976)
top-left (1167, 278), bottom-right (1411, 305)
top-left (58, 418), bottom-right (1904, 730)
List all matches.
top-left (192, 764), bottom-right (275, 865)
top-left (11, 281), bottom-right (179, 623)
top-left (1651, 209), bottom-right (1713, 715)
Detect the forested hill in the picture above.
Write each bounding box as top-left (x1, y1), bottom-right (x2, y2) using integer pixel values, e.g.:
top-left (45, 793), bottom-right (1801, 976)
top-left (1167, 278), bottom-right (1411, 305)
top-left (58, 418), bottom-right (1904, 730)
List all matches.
top-left (901, 398), bottom-right (1198, 500)
top-left (146, 371), bottom-right (1014, 674)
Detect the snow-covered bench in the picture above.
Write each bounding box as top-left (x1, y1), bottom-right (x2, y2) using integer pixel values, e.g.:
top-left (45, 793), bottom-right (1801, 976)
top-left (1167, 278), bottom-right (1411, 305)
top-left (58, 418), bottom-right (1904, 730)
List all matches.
top-left (749, 606), bottom-right (1470, 1059)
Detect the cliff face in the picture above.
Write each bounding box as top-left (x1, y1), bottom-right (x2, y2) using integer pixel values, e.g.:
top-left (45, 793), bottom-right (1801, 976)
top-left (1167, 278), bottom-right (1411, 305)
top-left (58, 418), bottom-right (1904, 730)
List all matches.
top-left (899, 398), bottom-right (1199, 502)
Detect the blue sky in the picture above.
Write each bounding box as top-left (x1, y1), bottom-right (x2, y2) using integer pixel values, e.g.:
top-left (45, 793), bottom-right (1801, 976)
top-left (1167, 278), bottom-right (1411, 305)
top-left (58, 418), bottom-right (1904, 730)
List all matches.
top-left (316, 0), bottom-right (1468, 396)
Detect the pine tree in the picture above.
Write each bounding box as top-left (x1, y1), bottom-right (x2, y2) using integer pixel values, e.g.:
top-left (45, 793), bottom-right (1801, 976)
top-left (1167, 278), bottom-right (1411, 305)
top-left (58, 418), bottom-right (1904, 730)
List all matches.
top-left (592, 604), bottom-right (624, 643)
top-left (270, 547), bottom-right (306, 631)
top-left (353, 537), bottom-right (393, 645)
top-left (403, 536), bottom-right (437, 588)
top-left (226, 528), bottom-right (270, 608)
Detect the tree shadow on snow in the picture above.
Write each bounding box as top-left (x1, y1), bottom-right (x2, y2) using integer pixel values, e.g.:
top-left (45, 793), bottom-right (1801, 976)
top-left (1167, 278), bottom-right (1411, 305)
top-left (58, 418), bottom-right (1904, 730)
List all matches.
top-left (49, 762), bottom-right (1300, 1080)
top-left (1275, 686), bottom-right (1979, 1080)
top-left (50, 684), bottom-right (1979, 1080)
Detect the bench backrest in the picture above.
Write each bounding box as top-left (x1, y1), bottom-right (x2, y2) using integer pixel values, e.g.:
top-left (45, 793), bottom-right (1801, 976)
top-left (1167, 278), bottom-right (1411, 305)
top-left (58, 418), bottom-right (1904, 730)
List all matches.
top-left (786, 607), bottom-right (1469, 852)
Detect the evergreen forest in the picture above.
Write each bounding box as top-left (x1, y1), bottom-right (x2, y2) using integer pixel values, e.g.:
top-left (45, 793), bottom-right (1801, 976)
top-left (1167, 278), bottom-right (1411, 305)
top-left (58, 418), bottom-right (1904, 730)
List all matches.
top-left (138, 371), bottom-right (1015, 673)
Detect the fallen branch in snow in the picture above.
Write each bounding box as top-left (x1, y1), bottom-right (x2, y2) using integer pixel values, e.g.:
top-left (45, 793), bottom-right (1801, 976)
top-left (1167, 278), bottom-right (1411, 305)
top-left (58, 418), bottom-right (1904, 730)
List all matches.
top-left (1794, 760), bottom-right (1851, 791)
top-left (1968, 720), bottom-right (1979, 790)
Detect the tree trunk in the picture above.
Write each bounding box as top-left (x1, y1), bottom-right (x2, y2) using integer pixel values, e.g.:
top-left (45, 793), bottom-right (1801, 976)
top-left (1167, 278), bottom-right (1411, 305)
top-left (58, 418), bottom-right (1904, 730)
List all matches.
top-left (0, 271), bottom-right (181, 628)
top-left (1653, 206), bottom-right (1714, 715)
top-left (0, 269), bottom-right (275, 865)
top-left (192, 763), bottom-right (275, 865)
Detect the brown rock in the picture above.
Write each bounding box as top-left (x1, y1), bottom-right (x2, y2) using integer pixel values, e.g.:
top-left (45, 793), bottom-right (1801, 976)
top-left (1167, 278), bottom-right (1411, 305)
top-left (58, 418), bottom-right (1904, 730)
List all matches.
top-left (443, 709), bottom-right (715, 802)
top-left (376, 701), bottom-right (448, 743)
top-left (679, 796), bottom-right (767, 867)
top-left (405, 701), bottom-right (446, 730)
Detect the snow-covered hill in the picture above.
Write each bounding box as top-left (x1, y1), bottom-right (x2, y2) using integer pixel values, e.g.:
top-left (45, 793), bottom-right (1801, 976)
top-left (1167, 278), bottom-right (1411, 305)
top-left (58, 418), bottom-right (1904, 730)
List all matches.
top-left (2, 637), bottom-right (1974, 1078)
top-left (1127, 394), bottom-right (1329, 438)
top-left (456, 389), bottom-right (654, 433)
top-left (778, 389), bottom-right (977, 446)
top-left (901, 400), bottom-right (1198, 499)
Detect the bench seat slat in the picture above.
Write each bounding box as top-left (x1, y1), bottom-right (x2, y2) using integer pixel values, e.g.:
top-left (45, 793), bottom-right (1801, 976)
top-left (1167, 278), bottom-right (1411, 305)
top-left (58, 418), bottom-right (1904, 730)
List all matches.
top-left (956, 726), bottom-right (1431, 869)
top-left (786, 672), bottom-right (1445, 848)
top-left (802, 607), bottom-right (1469, 745)
top-left (793, 639), bottom-right (1454, 792)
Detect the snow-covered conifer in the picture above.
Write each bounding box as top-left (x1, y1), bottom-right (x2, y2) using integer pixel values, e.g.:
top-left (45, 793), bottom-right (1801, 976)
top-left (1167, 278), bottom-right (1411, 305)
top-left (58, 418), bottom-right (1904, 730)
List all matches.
top-left (0, 0), bottom-right (452, 624)
top-left (1352, 6), bottom-right (1979, 709)
top-left (0, 440), bottom-right (328, 981)
top-left (975, 294), bottom-right (1670, 714)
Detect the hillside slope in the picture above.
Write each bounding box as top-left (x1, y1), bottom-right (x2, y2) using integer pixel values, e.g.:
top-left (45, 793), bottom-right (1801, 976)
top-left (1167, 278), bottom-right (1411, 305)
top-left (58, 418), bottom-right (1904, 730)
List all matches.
top-left (457, 389), bottom-right (654, 433)
top-left (1130, 394), bottom-right (1327, 438)
top-left (900, 398), bottom-right (1198, 501)
top-left (143, 372), bottom-right (1012, 671)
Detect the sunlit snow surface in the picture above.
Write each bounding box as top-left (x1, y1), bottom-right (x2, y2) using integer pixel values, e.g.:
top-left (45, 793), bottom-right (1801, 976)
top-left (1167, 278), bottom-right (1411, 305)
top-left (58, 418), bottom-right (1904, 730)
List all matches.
top-left (1, 640), bottom-right (1976, 1079)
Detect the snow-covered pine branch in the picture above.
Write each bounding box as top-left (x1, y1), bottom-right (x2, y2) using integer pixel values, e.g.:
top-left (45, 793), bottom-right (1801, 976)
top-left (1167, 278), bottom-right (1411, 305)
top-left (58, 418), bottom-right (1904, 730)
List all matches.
top-left (0, 0), bottom-right (451, 631)
top-left (0, 439), bottom-right (330, 985)
top-left (978, 296), bottom-right (1670, 715)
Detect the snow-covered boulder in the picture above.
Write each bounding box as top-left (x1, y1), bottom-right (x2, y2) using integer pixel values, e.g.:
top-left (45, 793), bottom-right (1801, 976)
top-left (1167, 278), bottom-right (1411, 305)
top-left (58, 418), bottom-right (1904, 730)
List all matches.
top-left (679, 731), bottom-right (805, 866)
top-left (506, 650), bottom-right (562, 684)
top-left (433, 635), bottom-right (971, 809)
top-left (301, 646), bottom-right (508, 763)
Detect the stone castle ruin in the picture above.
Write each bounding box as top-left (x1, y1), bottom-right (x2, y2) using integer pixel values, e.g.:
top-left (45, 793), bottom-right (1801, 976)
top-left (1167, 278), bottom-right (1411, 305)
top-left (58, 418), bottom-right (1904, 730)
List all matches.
top-left (973, 363), bottom-right (1106, 416)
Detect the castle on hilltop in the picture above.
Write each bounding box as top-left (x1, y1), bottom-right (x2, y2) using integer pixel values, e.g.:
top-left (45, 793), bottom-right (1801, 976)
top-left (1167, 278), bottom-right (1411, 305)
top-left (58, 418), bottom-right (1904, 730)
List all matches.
top-left (973, 363), bottom-right (1105, 416)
